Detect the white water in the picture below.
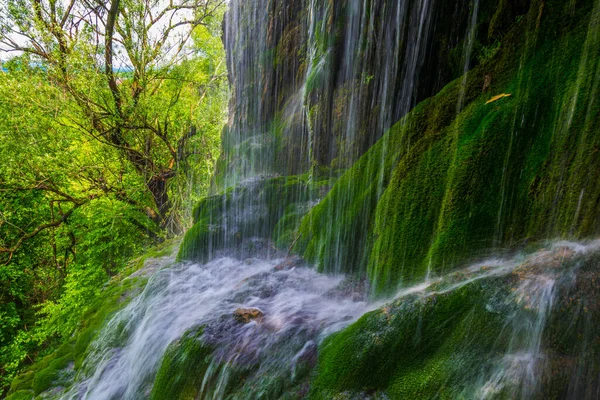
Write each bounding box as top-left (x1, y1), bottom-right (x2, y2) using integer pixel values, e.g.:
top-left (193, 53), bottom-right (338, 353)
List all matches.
top-left (476, 241), bottom-right (597, 399)
top-left (57, 240), bottom-right (600, 399)
top-left (62, 256), bottom-right (371, 399)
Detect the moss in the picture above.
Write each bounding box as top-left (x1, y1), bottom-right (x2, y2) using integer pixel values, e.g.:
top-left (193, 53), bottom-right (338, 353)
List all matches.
top-left (7, 372), bottom-right (34, 396)
top-left (4, 390), bottom-right (34, 400)
top-left (72, 283), bottom-right (136, 369)
top-left (150, 327), bottom-right (212, 400)
top-left (178, 174), bottom-right (335, 262)
top-left (298, 0), bottom-right (600, 295)
top-left (9, 345), bottom-right (73, 395)
top-left (309, 277), bottom-right (511, 399)
top-left (177, 217), bottom-right (224, 263)
top-left (31, 355), bottom-right (72, 395)
top-left (309, 242), bottom-right (600, 399)
top-left (151, 323), bottom-right (270, 399)
top-left (108, 238), bottom-right (179, 289)
top-left (273, 204), bottom-right (306, 249)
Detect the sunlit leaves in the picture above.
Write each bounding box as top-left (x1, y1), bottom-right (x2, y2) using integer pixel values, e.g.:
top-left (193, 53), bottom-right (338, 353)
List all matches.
top-left (0, 0), bottom-right (228, 393)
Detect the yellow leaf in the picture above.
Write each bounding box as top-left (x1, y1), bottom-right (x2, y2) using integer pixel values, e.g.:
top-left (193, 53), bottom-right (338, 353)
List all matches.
top-left (486, 93), bottom-right (512, 104)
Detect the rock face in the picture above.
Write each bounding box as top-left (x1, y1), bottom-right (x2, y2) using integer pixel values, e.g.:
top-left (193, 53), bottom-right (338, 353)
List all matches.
top-left (233, 308), bottom-right (264, 323)
top-left (216, 0), bottom-right (531, 187)
top-left (296, 0), bottom-right (600, 293)
top-left (182, 0), bottom-right (600, 296)
top-left (308, 242), bottom-right (600, 399)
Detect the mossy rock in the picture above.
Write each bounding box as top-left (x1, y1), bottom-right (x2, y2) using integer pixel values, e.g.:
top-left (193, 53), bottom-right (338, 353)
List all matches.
top-left (151, 325), bottom-right (266, 399)
top-left (31, 355), bottom-right (72, 395)
top-left (8, 344), bottom-right (74, 396)
top-left (5, 390), bottom-right (34, 400)
top-left (309, 277), bottom-right (511, 399)
top-left (150, 327), bottom-right (212, 400)
top-left (178, 174), bottom-right (335, 262)
top-left (297, 0), bottom-right (600, 295)
top-left (538, 252), bottom-right (600, 398)
top-left (309, 243), bottom-right (600, 399)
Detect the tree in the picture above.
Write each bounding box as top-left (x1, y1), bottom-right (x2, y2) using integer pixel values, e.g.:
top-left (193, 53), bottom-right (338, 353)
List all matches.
top-left (0, 0), bottom-right (227, 237)
top-left (0, 0), bottom-right (227, 391)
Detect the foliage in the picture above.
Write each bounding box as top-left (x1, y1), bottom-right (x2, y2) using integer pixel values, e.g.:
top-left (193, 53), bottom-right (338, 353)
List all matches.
top-left (0, 0), bottom-right (227, 395)
top-left (6, 271), bottom-right (147, 398)
top-left (0, 0), bottom-right (227, 233)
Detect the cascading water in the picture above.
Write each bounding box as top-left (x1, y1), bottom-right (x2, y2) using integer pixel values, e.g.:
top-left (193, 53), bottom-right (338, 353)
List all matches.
top-left (54, 240), bottom-right (600, 399)
top-left (60, 254), bottom-right (371, 399)
top-left (218, 0), bottom-right (482, 184)
top-left (479, 274), bottom-right (556, 399)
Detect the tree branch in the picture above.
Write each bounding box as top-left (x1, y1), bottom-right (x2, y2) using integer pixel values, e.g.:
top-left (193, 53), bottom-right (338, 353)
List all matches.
top-left (1, 197), bottom-right (92, 264)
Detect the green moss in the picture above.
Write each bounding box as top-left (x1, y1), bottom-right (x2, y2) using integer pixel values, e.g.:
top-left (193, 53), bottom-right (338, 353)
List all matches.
top-left (273, 204), bottom-right (306, 249)
top-left (31, 355), bottom-right (72, 395)
top-left (151, 325), bottom-right (270, 399)
top-left (310, 243), bottom-right (600, 399)
top-left (73, 281), bottom-right (140, 369)
top-left (150, 327), bottom-right (212, 400)
top-left (4, 390), bottom-right (34, 400)
top-left (298, 0), bottom-right (600, 295)
top-left (177, 217), bottom-right (223, 263)
top-left (309, 277), bottom-right (511, 399)
top-left (7, 372), bottom-right (34, 396)
top-left (178, 174), bottom-right (336, 262)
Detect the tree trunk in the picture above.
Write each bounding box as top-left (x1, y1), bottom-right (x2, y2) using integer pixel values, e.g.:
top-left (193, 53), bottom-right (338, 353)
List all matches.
top-left (147, 171), bottom-right (182, 235)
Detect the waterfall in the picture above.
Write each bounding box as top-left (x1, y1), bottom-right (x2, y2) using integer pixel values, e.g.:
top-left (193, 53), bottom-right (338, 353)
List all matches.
top-left (53, 239), bottom-right (600, 399)
top-left (218, 0), bottom-right (477, 183)
top-left (17, 0), bottom-right (600, 398)
top-left (60, 255), bottom-right (371, 399)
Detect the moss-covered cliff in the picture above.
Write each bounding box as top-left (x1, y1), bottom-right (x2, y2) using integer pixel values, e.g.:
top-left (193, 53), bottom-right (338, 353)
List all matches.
top-left (176, 0), bottom-right (600, 397)
top-left (296, 0), bottom-right (600, 294)
top-left (187, 0), bottom-right (600, 292)
top-left (217, 0), bottom-right (530, 187)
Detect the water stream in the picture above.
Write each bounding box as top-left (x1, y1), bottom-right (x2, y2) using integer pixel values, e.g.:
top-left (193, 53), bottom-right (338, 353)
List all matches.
top-left (62, 255), bottom-right (370, 399)
top-left (57, 240), bottom-right (600, 399)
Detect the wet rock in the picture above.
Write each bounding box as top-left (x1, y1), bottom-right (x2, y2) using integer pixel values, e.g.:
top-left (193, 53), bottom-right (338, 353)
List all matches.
top-left (325, 276), bottom-right (370, 302)
top-left (234, 308), bottom-right (264, 323)
top-left (274, 255), bottom-right (304, 271)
